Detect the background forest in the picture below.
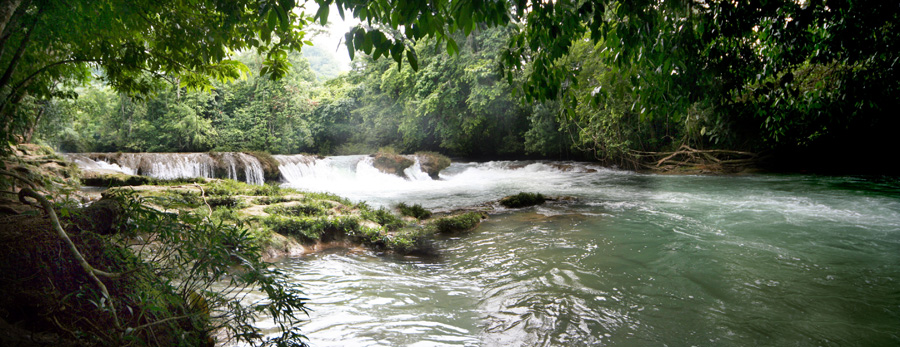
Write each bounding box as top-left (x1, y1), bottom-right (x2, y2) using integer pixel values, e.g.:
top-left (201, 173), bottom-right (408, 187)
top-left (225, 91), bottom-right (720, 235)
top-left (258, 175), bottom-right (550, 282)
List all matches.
top-left (18, 1), bottom-right (900, 173)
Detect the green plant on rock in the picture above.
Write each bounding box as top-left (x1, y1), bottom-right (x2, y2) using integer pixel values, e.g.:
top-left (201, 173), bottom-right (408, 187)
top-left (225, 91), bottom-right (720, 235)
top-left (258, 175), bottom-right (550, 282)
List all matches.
top-left (360, 207), bottom-right (405, 231)
top-left (372, 151), bottom-right (414, 176)
top-left (429, 212), bottom-right (484, 235)
top-left (262, 215), bottom-right (361, 244)
top-left (388, 227), bottom-right (434, 254)
top-left (396, 202), bottom-right (432, 220)
top-left (264, 202), bottom-right (329, 217)
top-left (254, 196), bottom-right (293, 205)
top-left (499, 192), bottom-right (546, 208)
top-left (301, 191), bottom-right (352, 206)
top-left (207, 195), bottom-right (247, 209)
top-left (138, 189), bottom-right (203, 209)
top-left (252, 183), bottom-right (290, 197)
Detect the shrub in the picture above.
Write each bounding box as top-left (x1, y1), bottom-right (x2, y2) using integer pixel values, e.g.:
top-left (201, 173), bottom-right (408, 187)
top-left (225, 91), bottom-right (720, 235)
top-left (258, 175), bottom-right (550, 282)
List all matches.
top-left (207, 195), bottom-right (245, 209)
top-left (264, 203), bottom-right (328, 217)
top-left (44, 190), bottom-right (310, 346)
top-left (361, 207), bottom-right (405, 230)
top-left (396, 202), bottom-right (432, 219)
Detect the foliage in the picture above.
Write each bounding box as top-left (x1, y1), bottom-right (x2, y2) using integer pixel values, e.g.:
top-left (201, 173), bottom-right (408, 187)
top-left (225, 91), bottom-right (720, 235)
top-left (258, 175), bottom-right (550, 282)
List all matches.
top-left (396, 202), bottom-right (431, 220)
top-left (264, 202), bottom-right (329, 217)
top-left (499, 192), bottom-right (546, 208)
top-left (360, 207), bottom-right (405, 231)
top-left (14, 0), bottom-right (899, 173)
top-left (71, 189), bottom-right (311, 346)
top-left (0, 0), bottom-right (315, 152)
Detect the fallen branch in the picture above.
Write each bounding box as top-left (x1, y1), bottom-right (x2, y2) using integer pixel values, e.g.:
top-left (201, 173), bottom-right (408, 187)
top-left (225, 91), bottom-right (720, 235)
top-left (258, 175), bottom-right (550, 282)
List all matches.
top-left (195, 183), bottom-right (212, 219)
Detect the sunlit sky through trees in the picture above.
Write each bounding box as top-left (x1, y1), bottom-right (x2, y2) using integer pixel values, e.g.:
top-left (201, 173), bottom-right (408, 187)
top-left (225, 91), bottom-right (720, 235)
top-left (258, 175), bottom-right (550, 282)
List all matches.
top-left (306, 4), bottom-right (357, 72)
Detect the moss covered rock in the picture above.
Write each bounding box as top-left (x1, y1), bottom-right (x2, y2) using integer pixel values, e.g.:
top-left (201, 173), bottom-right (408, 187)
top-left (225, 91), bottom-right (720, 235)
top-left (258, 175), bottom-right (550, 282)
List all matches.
top-left (499, 192), bottom-right (547, 208)
top-left (414, 152), bottom-right (451, 179)
top-left (429, 212), bottom-right (485, 235)
top-left (372, 152), bottom-right (414, 176)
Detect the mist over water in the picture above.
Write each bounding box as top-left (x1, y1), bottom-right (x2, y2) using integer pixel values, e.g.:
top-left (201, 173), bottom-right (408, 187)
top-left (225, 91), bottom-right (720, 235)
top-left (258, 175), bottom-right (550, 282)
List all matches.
top-left (273, 158), bottom-right (900, 346)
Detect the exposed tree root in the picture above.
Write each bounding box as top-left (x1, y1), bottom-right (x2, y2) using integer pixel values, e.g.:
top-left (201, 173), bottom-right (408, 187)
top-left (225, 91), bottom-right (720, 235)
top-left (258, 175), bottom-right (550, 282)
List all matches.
top-left (630, 144), bottom-right (760, 173)
top-left (17, 187), bottom-right (124, 331)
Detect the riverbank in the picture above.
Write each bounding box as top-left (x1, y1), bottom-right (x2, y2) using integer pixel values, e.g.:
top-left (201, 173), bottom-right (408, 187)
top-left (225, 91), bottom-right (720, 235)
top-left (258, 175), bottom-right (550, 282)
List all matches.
top-left (1, 145), bottom-right (313, 346)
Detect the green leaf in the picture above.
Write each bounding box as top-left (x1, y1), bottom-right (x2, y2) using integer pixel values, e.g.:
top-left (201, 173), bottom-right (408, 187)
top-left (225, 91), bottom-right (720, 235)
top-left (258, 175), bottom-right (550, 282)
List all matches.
top-left (390, 43), bottom-right (403, 65)
top-left (406, 50), bottom-right (418, 70)
top-left (267, 9), bottom-right (278, 34)
top-left (345, 32), bottom-right (356, 61)
top-left (446, 38), bottom-right (459, 56)
top-left (317, 5), bottom-right (329, 26)
top-left (362, 32), bottom-right (374, 54)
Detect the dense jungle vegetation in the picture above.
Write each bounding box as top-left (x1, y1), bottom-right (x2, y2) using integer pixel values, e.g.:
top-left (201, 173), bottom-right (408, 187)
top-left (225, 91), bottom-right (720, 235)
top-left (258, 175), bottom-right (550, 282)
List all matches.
top-left (11, 0), bottom-right (898, 173)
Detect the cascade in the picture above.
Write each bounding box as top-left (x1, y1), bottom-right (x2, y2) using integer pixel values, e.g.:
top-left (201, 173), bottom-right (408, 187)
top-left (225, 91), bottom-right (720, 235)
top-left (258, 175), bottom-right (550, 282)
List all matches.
top-left (219, 152), bottom-right (266, 185)
top-left (274, 154), bottom-right (437, 184)
top-left (66, 152), bottom-right (267, 184)
top-left (402, 158), bottom-right (434, 181)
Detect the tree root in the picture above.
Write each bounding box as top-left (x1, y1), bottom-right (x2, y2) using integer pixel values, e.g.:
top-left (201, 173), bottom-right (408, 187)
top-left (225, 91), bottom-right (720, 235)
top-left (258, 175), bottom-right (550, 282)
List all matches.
top-left (630, 144), bottom-right (759, 172)
top-left (17, 187), bottom-right (124, 331)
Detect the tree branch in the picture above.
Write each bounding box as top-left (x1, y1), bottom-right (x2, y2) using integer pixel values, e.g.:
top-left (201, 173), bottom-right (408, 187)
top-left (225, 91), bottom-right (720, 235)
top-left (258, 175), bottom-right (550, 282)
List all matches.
top-left (0, 5), bottom-right (40, 92)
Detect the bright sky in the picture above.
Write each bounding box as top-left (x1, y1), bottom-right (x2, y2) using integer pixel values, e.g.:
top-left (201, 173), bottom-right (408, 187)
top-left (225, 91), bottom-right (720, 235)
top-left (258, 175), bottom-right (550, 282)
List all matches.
top-left (303, 4), bottom-right (359, 71)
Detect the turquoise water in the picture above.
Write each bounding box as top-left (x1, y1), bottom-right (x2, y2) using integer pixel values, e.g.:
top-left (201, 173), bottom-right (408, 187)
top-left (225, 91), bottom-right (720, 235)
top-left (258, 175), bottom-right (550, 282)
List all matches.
top-left (271, 163), bottom-right (900, 346)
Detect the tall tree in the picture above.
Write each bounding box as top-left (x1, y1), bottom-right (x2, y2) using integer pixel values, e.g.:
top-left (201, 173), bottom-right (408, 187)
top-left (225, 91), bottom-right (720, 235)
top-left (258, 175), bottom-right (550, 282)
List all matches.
top-left (0, 0), bottom-right (312, 151)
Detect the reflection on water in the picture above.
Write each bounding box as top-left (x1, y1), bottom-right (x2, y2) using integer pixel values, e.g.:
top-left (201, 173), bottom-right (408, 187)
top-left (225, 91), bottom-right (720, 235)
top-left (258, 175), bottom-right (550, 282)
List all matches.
top-left (269, 161), bottom-right (900, 346)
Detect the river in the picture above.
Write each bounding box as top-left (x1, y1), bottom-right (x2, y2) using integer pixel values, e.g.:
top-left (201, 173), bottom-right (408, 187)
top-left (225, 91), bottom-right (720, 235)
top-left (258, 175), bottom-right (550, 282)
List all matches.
top-left (272, 157), bottom-right (900, 346)
top-left (69, 154), bottom-right (900, 346)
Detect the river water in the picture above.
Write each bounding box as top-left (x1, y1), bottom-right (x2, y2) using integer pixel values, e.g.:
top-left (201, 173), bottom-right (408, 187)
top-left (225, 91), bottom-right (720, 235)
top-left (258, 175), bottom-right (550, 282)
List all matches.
top-left (67, 154), bottom-right (900, 345)
top-left (269, 157), bottom-right (900, 346)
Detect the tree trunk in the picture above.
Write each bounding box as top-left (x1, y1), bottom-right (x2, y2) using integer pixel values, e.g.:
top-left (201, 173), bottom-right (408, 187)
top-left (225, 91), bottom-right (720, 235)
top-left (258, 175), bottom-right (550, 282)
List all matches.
top-left (0, 0), bottom-right (23, 39)
top-left (22, 99), bottom-right (43, 143)
top-left (0, 5), bottom-right (38, 92)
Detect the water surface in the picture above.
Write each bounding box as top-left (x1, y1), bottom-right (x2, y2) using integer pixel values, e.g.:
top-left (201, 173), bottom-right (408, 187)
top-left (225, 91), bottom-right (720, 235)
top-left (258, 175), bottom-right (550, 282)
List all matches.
top-left (272, 160), bottom-right (900, 346)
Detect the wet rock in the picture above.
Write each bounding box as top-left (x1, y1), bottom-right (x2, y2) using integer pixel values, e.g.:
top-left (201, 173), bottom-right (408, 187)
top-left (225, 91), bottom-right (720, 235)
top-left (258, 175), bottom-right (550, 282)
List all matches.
top-left (372, 152), bottom-right (414, 176)
top-left (414, 152), bottom-right (451, 179)
top-left (499, 192), bottom-right (547, 208)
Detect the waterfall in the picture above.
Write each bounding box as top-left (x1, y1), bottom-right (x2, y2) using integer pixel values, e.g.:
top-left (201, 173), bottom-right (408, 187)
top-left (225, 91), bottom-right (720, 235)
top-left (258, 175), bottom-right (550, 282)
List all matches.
top-left (116, 153), bottom-right (217, 180)
top-left (66, 152), bottom-right (267, 184)
top-left (236, 152), bottom-right (265, 185)
top-left (219, 152), bottom-right (265, 185)
top-left (274, 154), bottom-right (436, 185)
top-left (403, 158), bottom-right (433, 181)
top-left (65, 153), bottom-right (135, 175)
